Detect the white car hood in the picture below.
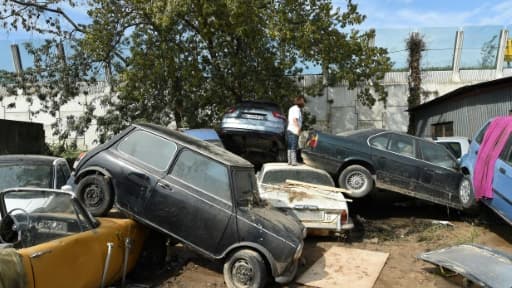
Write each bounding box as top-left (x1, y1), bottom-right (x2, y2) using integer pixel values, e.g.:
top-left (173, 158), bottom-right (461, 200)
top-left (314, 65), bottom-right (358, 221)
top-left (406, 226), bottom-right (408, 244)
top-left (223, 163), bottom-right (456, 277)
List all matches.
top-left (258, 183), bottom-right (348, 211)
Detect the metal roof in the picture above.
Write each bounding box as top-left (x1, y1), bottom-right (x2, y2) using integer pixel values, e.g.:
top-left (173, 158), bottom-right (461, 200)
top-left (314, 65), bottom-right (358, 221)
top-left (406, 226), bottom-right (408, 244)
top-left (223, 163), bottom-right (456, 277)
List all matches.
top-left (408, 76), bottom-right (512, 112)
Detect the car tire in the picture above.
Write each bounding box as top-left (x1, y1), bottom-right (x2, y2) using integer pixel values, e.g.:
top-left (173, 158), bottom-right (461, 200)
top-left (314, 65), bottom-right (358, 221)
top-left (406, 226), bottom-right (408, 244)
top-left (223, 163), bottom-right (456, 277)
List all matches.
top-left (223, 249), bottom-right (268, 288)
top-left (338, 165), bottom-right (374, 198)
top-left (76, 174), bottom-right (114, 217)
top-left (459, 175), bottom-right (478, 210)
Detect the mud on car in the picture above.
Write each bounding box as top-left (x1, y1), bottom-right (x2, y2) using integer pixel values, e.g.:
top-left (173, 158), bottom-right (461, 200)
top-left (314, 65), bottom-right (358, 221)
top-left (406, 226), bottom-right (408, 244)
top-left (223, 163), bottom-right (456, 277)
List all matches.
top-left (73, 123), bottom-right (305, 288)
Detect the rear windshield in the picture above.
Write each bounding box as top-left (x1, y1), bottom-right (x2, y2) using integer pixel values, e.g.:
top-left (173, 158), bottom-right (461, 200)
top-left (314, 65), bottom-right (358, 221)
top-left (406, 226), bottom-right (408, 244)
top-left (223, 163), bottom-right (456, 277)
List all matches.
top-left (438, 142), bottom-right (462, 158)
top-left (262, 169), bottom-right (334, 186)
top-left (237, 102), bottom-right (280, 111)
top-left (0, 164), bottom-right (53, 190)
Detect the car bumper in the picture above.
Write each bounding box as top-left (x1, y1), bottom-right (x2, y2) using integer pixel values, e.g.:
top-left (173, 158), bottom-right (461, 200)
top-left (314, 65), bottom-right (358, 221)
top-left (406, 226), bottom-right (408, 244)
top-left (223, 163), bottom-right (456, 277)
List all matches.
top-left (221, 120), bottom-right (285, 136)
top-left (302, 216), bottom-right (354, 232)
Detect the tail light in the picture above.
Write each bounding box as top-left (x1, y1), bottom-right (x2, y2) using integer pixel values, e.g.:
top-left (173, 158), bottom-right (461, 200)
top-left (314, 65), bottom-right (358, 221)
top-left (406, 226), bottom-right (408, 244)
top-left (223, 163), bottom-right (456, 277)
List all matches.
top-left (272, 111), bottom-right (286, 121)
top-left (341, 210), bottom-right (348, 224)
top-left (307, 133), bottom-right (318, 148)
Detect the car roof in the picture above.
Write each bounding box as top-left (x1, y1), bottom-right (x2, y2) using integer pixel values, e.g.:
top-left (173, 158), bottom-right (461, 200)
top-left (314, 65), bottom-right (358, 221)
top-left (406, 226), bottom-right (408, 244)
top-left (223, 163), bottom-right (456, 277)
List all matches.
top-left (0, 154), bottom-right (60, 165)
top-left (182, 129), bottom-right (221, 141)
top-left (134, 123), bottom-right (253, 168)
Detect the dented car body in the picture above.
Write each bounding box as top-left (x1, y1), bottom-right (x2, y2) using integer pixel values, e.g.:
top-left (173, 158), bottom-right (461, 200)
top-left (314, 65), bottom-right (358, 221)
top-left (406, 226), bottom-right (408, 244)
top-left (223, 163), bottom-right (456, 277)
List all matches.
top-left (73, 123), bottom-right (305, 286)
top-left (0, 188), bottom-right (146, 288)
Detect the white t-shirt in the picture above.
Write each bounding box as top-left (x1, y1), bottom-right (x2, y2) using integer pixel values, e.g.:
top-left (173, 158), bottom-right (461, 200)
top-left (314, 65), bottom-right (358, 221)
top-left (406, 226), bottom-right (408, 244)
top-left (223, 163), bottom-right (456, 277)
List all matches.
top-left (287, 105), bottom-right (302, 135)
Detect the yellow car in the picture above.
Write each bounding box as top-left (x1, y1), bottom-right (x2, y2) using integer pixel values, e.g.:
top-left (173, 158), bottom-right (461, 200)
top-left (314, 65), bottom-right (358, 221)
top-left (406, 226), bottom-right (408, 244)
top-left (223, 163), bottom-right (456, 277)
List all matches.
top-left (0, 188), bottom-right (147, 288)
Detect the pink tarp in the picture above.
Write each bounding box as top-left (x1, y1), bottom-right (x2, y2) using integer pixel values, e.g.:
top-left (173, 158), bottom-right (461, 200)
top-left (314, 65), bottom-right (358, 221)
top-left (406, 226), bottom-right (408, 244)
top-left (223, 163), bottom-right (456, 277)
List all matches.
top-left (473, 116), bottom-right (512, 199)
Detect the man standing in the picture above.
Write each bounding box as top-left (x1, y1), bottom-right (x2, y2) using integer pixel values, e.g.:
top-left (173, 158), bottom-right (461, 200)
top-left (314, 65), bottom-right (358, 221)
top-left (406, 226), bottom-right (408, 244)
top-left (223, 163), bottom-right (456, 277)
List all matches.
top-left (287, 96), bottom-right (305, 165)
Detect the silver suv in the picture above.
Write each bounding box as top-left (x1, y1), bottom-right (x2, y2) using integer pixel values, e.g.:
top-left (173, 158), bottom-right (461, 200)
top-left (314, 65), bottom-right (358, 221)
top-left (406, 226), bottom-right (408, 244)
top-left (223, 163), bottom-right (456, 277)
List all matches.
top-left (220, 101), bottom-right (287, 165)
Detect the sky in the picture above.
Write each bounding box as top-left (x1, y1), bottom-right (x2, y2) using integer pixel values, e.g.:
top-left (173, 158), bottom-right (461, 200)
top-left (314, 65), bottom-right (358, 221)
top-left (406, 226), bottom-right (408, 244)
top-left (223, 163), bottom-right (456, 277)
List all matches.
top-left (1, 0), bottom-right (512, 72)
top-left (348, 0), bottom-right (512, 29)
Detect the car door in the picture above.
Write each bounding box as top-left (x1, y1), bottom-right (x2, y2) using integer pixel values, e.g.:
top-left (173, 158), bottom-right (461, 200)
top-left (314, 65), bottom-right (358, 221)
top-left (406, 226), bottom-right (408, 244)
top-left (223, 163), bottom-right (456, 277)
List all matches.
top-left (370, 133), bottom-right (422, 195)
top-left (417, 140), bottom-right (463, 206)
top-left (113, 130), bottom-right (178, 214)
top-left (142, 149), bottom-right (235, 256)
top-left (489, 135), bottom-right (512, 219)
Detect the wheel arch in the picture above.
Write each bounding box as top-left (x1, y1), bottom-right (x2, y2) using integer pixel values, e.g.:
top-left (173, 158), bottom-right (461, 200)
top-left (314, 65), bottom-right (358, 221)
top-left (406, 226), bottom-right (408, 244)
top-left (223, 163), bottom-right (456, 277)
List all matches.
top-left (337, 158), bottom-right (376, 177)
top-left (75, 166), bottom-right (113, 183)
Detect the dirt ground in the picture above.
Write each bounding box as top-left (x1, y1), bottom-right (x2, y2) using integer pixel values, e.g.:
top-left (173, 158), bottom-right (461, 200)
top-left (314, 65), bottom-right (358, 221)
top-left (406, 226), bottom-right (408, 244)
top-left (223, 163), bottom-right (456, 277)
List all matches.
top-left (138, 192), bottom-right (512, 288)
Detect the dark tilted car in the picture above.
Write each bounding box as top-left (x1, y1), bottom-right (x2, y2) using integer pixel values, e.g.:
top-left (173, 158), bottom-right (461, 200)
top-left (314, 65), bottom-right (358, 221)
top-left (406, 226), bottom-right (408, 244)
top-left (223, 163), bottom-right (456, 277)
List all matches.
top-left (0, 155), bottom-right (71, 190)
top-left (73, 123), bottom-right (305, 287)
top-left (220, 100), bottom-right (287, 166)
top-left (302, 129), bottom-right (467, 209)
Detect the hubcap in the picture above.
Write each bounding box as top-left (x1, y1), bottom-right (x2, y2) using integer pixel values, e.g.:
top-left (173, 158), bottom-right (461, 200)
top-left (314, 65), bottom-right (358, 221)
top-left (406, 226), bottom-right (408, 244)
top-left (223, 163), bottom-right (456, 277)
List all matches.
top-left (232, 259), bottom-right (254, 287)
top-left (346, 171), bottom-right (366, 191)
top-left (83, 184), bottom-right (103, 208)
top-left (459, 179), bottom-right (471, 204)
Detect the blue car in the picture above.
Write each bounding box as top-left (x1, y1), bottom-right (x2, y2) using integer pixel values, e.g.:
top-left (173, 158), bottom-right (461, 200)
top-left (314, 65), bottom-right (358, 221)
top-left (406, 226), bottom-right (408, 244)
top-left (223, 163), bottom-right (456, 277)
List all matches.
top-left (460, 119), bottom-right (512, 225)
top-left (182, 128), bottom-right (224, 148)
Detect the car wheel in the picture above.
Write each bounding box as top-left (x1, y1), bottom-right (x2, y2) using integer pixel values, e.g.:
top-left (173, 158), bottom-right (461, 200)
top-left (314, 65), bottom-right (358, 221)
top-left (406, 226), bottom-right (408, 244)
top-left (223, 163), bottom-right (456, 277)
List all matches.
top-left (459, 175), bottom-right (478, 209)
top-left (224, 249), bottom-right (268, 288)
top-left (338, 165), bottom-right (374, 198)
top-left (76, 174), bottom-right (114, 217)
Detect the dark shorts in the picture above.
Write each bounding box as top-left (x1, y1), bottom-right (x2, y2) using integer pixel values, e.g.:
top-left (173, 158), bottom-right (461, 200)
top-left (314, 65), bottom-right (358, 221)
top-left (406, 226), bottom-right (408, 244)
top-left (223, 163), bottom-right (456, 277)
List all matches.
top-left (287, 131), bottom-right (299, 150)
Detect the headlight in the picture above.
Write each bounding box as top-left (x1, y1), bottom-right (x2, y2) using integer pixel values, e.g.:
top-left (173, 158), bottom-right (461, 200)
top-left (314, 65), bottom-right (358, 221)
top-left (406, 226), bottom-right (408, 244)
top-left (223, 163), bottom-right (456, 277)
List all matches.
top-left (294, 241), bottom-right (304, 260)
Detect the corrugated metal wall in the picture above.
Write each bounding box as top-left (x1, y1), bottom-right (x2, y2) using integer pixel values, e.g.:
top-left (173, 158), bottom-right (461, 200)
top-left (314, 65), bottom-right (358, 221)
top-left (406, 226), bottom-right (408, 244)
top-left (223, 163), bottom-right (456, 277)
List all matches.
top-left (414, 84), bottom-right (512, 138)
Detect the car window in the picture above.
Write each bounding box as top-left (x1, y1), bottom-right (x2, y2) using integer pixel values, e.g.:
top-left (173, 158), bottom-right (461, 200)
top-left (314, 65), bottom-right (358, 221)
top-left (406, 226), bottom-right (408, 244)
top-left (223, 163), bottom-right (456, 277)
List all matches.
top-left (388, 134), bottom-right (415, 157)
top-left (234, 169), bottom-right (260, 207)
top-left (0, 164), bottom-right (52, 190)
top-left (171, 150), bottom-right (231, 203)
top-left (438, 142), bottom-right (462, 159)
top-left (475, 122), bottom-right (491, 144)
top-left (118, 130), bottom-right (177, 170)
top-left (369, 133), bottom-right (389, 150)
top-left (419, 141), bottom-right (456, 169)
top-left (262, 169), bottom-right (334, 186)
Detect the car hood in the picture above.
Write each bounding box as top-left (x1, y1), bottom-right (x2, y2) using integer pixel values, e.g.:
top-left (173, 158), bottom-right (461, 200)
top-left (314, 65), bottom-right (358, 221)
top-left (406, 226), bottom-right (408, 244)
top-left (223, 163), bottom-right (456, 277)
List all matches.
top-left (259, 184), bottom-right (348, 210)
top-left (242, 206), bottom-right (304, 242)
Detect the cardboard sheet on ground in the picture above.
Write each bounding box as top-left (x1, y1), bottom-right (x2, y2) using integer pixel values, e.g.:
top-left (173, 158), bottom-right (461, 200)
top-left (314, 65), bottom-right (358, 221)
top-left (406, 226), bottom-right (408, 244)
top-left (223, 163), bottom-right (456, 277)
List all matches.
top-left (296, 246), bottom-right (389, 288)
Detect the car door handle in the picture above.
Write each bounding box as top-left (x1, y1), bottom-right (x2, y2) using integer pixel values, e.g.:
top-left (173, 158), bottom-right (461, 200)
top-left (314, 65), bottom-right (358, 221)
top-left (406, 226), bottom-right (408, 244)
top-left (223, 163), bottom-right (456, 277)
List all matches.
top-left (499, 167), bottom-right (506, 175)
top-left (158, 182), bottom-right (173, 191)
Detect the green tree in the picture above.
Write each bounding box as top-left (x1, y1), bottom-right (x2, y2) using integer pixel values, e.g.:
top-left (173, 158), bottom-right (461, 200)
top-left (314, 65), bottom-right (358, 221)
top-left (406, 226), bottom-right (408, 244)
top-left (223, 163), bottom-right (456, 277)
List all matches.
top-left (0, 0), bottom-right (391, 142)
top-left (406, 32), bottom-right (425, 135)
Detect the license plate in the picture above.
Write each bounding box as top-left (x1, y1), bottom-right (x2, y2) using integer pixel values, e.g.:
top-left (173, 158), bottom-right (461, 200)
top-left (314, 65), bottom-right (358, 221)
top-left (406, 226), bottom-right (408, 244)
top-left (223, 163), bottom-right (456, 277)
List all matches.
top-left (242, 113), bottom-right (265, 120)
top-left (293, 210), bottom-right (324, 221)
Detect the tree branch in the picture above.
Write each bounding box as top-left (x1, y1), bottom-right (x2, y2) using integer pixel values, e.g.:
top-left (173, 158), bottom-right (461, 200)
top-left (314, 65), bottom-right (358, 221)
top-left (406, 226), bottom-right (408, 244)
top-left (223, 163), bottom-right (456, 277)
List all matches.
top-left (10, 0), bottom-right (86, 33)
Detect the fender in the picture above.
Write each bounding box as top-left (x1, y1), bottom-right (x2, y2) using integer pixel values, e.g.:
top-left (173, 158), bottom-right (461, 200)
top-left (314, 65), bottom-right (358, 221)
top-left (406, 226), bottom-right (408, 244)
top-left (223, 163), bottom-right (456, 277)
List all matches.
top-left (221, 242), bottom-right (280, 276)
top-left (338, 155), bottom-right (376, 175)
top-left (75, 166), bottom-right (113, 183)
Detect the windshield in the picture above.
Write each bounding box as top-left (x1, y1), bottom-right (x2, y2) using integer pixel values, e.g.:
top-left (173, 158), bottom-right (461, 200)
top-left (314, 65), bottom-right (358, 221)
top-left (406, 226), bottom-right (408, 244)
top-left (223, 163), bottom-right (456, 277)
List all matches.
top-left (1, 190), bottom-right (94, 248)
top-left (0, 163), bottom-right (53, 190)
top-left (262, 169), bottom-right (334, 186)
top-left (234, 169), bottom-right (261, 208)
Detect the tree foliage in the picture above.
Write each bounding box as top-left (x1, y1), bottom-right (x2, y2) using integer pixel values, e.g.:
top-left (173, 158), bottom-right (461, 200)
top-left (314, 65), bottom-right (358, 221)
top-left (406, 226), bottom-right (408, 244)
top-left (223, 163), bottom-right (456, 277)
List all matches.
top-left (406, 32), bottom-right (425, 135)
top-left (0, 0), bottom-right (391, 143)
